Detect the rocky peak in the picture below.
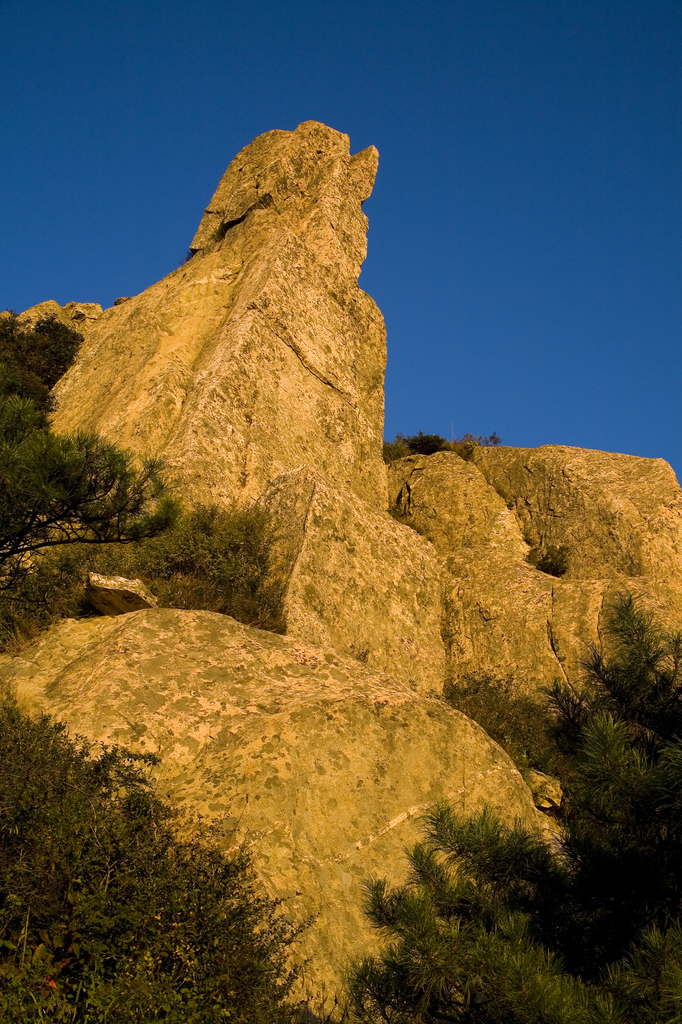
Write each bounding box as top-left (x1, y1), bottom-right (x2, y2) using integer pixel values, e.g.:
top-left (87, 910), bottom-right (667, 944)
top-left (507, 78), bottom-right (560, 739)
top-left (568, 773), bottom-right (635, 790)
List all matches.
top-left (49, 122), bottom-right (387, 509)
top-left (190, 120), bottom-right (379, 275)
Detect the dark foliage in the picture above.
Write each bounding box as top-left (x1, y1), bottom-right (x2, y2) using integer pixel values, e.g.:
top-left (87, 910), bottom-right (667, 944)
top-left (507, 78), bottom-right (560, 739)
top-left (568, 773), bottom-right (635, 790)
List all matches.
top-left (0, 503), bottom-right (282, 649)
top-left (383, 432), bottom-right (501, 464)
top-left (0, 412), bottom-right (178, 591)
top-left (444, 672), bottom-right (556, 772)
top-left (349, 595), bottom-right (682, 1022)
top-left (0, 313), bottom-right (83, 419)
top-left (0, 700), bottom-right (297, 1022)
top-left (0, 316), bottom-right (177, 595)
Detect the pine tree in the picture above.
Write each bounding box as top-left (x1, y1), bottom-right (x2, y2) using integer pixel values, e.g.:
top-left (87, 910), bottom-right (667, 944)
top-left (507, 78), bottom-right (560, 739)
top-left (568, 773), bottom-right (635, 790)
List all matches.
top-left (349, 595), bottom-right (682, 1023)
top-left (0, 314), bottom-right (177, 591)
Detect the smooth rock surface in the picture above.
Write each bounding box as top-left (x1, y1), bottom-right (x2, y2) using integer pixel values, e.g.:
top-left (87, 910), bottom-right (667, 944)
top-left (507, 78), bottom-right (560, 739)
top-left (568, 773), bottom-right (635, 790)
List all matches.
top-left (48, 122), bottom-right (387, 509)
top-left (0, 608), bottom-right (546, 998)
top-left (263, 466), bottom-right (446, 693)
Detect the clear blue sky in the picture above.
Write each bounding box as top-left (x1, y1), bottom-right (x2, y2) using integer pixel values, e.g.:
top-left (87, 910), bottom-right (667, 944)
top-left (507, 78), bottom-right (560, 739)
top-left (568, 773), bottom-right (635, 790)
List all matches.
top-left (2, 1), bottom-right (681, 476)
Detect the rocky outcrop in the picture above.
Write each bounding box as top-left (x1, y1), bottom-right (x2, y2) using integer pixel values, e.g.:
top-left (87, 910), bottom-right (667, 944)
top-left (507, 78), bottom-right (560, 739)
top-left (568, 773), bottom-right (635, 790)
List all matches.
top-left (49, 122), bottom-right (387, 509)
top-left (472, 445), bottom-right (682, 582)
top-left (0, 608), bottom-right (546, 998)
top-left (388, 451), bottom-right (526, 559)
top-left (263, 466), bottom-right (445, 693)
top-left (16, 118), bottom-right (682, 1009)
top-left (19, 299), bottom-right (103, 331)
top-left (388, 448), bottom-right (682, 691)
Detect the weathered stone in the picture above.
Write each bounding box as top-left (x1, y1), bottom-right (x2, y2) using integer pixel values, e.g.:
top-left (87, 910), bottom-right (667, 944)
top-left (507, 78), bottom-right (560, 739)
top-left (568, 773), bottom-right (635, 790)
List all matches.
top-left (388, 449), bottom-right (682, 691)
top-left (526, 769), bottom-right (563, 812)
top-left (19, 299), bottom-right (103, 331)
top-left (387, 451), bottom-right (526, 559)
top-left (86, 572), bottom-right (157, 616)
top-left (472, 445), bottom-right (682, 582)
top-left (48, 122), bottom-right (387, 509)
top-left (263, 466), bottom-right (446, 693)
top-left (0, 608), bottom-right (547, 999)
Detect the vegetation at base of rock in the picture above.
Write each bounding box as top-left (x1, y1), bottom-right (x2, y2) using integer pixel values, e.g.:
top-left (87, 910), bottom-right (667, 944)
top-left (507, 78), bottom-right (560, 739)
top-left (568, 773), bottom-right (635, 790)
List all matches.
top-left (444, 673), bottom-right (556, 773)
top-left (0, 700), bottom-right (297, 1023)
top-left (382, 431), bottom-right (501, 464)
top-left (0, 318), bottom-right (278, 648)
top-left (0, 313), bottom-right (83, 419)
top-left (350, 595), bottom-right (682, 1022)
top-left (0, 414), bottom-right (177, 591)
top-left (0, 503), bottom-right (282, 649)
top-left (0, 314), bottom-right (177, 596)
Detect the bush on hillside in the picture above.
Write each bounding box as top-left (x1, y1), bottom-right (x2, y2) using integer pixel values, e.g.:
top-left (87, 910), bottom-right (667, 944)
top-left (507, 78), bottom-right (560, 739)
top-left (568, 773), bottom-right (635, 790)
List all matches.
top-left (0, 417), bottom-right (177, 593)
top-left (444, 672), bottom-right (556, 772)
top-left (349, 594), bottom-right (682, 1022)
top-left (0, 314), bottom-right (177, 597)
top-left (0, 313), bottom-right (83, 418)
top-left (0, 502), bottom-right (282, 650)
top-left (0, 700), bottom-right (297, 1022)
top-left (382, 431), bottom-right (501, 464)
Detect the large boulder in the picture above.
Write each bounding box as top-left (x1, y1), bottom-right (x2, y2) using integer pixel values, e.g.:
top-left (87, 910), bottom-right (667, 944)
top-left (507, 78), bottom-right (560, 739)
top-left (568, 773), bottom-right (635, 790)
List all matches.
top-left (388, 449), bottom-right (682, 690)
top-left (0, 608), bottom-right (546, 1001)
top-left (472, 445), bottom-right (682, 581)
top-left (387, 451), bottom-right (526, 559)
top-left (263, 466), bottom-right (446, 693)
top-left (48, 122), bottom-right (387, 509)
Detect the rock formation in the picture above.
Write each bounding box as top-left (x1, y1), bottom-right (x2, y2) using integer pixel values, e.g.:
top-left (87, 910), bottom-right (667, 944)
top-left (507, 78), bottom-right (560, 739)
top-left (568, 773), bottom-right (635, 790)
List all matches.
top-left (86, 572), bottom-right (158, 616)
top-left (388, 446), bottom-right (682, 690)
top-left (44, 121), bottom-right (387, 510)
top-left (19, 299), bottom-right (103, 329)
top-left (472, 444), bottom-right (682, 582)
top-left (11, 121), bottom-right (682, 1003)
top-left (262, 466), bottom-right (445, 693)
top-left (0, 609), bottom-right (546, 998)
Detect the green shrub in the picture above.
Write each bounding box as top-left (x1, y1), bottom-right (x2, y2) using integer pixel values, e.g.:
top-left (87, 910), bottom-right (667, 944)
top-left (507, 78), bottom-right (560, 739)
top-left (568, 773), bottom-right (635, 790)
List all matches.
top-left (0, 503), bottom-right (283, 650)
top-left (0, 314), bottom-right (177, 598)
top-left (0, 418), bottom-right (177, 593)
top-left (382, 434), bottom-right (412, 463)
top-left (444, 672), bottom-right (556, 772)
top-left (382, 431), bottom-right (501, 464)
top-left (0, 313), bottom-right (83, 418)
top-left (0, 700), bottom-right (297, 1022)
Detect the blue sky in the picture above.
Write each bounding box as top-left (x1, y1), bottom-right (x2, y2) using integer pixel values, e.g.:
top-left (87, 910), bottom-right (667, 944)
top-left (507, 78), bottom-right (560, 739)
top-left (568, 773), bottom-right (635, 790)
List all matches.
top-left (2, 1), bottom-right (681, 475)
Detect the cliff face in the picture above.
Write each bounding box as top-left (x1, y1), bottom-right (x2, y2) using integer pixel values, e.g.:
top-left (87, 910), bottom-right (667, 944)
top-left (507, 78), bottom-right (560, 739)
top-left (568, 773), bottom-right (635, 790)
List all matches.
top-left (43, 121), bottom-right (387, 509)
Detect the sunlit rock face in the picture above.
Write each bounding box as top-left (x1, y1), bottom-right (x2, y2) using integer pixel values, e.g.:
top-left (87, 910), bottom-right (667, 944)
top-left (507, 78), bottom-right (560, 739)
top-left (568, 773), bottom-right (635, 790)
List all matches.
top-left (48, 121), bottom-right (387, 509)
top-left (262, 466), bottom-right (446, 694)
top-left (0, 609), bottom-right (546, 998)
top-left (388, 447), bottom-right (682, 691)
